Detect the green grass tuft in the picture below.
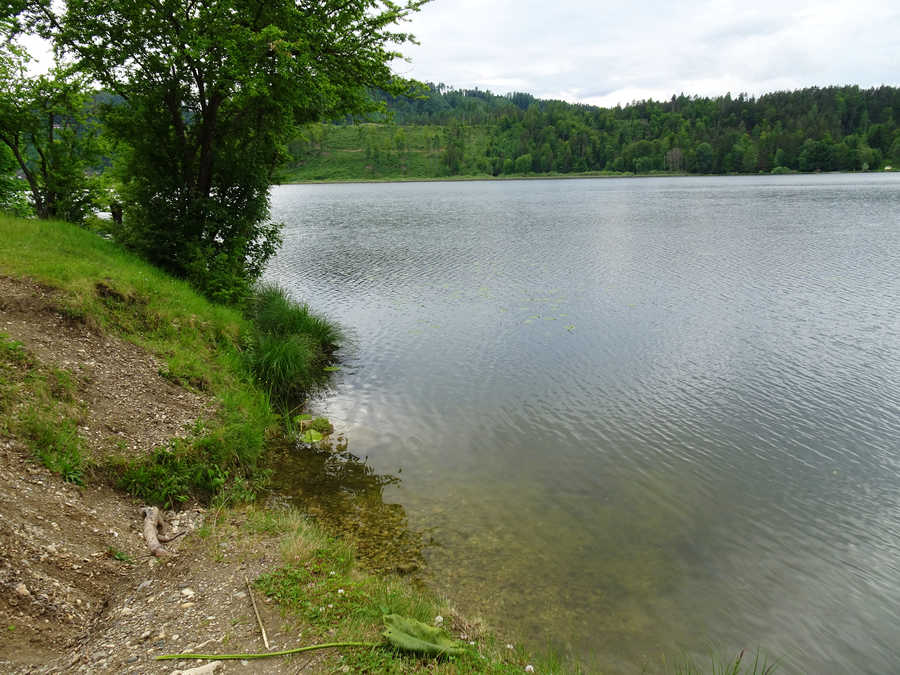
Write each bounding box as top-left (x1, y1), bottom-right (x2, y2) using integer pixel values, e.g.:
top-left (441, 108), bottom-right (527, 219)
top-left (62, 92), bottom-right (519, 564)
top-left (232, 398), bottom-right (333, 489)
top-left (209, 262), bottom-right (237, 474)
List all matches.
top-left (20, 407), bottom-right (85, 485)
top-left (244, 283), bottom-right (342, 410)
top-left (250, 283), bottom-right (342, 349)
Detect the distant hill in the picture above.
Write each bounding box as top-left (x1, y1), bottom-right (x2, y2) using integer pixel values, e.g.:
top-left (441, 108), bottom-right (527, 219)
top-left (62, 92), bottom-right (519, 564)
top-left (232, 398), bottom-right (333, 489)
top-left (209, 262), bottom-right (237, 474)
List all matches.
top-left (278, 83), bottom-right (900, 181)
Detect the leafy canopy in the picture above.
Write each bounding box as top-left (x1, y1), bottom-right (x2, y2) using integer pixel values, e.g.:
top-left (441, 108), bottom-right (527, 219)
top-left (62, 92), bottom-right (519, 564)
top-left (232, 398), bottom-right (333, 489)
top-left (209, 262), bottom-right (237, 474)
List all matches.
top-left (0, 27), bottom-right (100, 222)
top-left (19, 0), bottom-right (427, 302)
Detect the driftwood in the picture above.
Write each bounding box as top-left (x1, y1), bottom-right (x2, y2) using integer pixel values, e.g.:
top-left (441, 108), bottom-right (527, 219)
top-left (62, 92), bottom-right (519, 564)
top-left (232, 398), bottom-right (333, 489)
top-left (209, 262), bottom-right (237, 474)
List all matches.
top-left (140, 506), bottom-right (185, 557)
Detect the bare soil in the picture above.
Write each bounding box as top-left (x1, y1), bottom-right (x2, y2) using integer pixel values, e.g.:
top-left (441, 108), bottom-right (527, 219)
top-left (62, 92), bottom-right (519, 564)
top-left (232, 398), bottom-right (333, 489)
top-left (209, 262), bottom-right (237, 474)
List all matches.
top-left (0, 276), bottom-right (314, 674)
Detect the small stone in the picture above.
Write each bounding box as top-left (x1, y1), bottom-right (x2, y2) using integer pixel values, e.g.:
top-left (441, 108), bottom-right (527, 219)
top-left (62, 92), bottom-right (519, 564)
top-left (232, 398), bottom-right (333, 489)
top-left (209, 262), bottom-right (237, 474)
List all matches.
top-left (140, 630), bottom-right (152, 640)
top-left (125, 656), bottom-right (139, 664)
top-left (180, 587), bottom-right (195, 598)
top-left (180, 602), bottom-right (195, 609)
top-left (13, 582), bottom-right (29, 597)
top-left (137, 580), bottom-right (152, 591)
top-left (91, 651), bottom-right (107, 661)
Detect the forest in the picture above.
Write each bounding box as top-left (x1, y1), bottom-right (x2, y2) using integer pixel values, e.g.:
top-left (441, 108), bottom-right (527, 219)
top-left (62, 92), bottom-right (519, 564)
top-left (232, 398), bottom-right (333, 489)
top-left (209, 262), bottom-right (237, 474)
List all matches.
top-left (280, 83), bottom-right (900, 181)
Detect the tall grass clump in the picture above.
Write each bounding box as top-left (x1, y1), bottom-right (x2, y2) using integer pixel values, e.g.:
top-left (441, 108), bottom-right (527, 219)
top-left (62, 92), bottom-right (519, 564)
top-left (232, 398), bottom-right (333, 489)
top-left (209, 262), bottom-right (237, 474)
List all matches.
top-left (245, 283), bottom-right (341, 410)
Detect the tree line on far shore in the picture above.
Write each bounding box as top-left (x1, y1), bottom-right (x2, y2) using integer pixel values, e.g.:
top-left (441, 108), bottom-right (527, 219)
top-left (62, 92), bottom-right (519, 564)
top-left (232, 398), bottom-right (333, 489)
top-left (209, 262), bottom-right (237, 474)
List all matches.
top-left (283, 83), bottom-right (900, 179)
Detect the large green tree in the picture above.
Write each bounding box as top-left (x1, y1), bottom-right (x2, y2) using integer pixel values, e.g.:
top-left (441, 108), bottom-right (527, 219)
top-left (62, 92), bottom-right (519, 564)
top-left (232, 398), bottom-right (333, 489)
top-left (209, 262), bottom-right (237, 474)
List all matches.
top-left (19, 0), bottom-right (426, 301)
top-left (0, 33), bottom-right (100, 222)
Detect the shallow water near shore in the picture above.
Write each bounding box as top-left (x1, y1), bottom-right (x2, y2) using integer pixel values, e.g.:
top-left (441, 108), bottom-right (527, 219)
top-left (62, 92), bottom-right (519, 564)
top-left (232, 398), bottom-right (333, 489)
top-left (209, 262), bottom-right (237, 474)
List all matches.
top-left (266, 174), bottom-right (900, 673)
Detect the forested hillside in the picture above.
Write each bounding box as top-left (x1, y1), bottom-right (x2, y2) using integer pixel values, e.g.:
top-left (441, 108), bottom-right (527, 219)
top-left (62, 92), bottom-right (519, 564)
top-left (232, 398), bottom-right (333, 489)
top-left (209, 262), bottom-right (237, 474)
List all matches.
top-left (280, 84), bottom-right (900, 181)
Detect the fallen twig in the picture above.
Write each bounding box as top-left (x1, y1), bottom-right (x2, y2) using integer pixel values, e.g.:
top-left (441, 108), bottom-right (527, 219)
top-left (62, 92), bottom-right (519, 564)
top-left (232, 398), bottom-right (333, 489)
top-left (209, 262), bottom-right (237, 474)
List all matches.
top-left (245, 576), bottom-right (269, 649)
top-left (156, 642), bottom-right (378, 661)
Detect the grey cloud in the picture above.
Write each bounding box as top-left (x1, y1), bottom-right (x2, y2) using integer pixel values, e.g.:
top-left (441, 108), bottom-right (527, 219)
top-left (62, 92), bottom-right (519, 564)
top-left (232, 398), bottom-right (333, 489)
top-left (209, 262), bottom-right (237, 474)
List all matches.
top-left (399, 0), bottom-right (900, 105)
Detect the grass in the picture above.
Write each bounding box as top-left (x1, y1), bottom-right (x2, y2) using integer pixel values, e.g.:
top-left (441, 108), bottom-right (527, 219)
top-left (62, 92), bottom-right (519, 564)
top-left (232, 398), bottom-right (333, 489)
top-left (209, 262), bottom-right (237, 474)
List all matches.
top-left (672, 649), bottom-right (777, 675)
top-left (0, 333), bottom-right (85, 484)
top-left (223, 505), bottom-right (570, 674)
top-left (245, 283), bottom-right (342, 411)
top-left (0, 214), bottom-right (337, 504)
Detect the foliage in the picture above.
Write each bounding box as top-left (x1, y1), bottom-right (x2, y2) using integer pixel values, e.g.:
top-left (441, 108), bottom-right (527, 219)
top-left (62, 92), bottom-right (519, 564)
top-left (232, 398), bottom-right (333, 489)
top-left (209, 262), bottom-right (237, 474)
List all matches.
top-left (0, 145), bottom-right (30, 216)
top-left (382, 614), bottom-right (467, 656)
top-left (282, 84), bottom-right (900, 180)
top-left (306, 416), bottom-right (334, 434)
top-left (0, 37), bottom-right (101, 222)
top-left (19, 0), bottom-right (427, 302)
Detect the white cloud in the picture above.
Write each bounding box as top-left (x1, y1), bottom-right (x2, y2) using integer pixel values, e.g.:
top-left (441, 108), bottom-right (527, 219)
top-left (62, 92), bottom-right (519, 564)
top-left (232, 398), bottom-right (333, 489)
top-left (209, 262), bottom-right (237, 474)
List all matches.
top-left (397, 0), bottom-right (900, 104)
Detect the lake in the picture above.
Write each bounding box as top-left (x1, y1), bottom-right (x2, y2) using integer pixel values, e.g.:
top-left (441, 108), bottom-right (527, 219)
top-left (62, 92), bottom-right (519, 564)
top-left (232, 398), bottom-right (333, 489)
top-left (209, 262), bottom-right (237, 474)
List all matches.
top-left (265, 174), bottom-right (900, 673)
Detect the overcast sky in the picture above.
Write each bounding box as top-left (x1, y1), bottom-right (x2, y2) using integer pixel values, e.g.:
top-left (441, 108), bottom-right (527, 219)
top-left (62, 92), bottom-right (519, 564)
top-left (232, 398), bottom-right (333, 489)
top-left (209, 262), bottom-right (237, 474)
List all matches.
top-left (393, 0), bottom-right (900, 106)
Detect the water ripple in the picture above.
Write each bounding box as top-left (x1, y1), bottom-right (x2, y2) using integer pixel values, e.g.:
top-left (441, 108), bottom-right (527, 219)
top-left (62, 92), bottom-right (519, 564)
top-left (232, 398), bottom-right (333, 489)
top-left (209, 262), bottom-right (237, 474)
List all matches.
top-left (268, 174), bottom-right (900, 673)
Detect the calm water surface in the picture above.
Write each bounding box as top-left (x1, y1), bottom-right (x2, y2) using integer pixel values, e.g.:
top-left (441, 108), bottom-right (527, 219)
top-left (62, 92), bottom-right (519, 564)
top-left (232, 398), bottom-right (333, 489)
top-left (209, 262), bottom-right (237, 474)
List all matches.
top-left (266, 174), bottom-right (900, 673)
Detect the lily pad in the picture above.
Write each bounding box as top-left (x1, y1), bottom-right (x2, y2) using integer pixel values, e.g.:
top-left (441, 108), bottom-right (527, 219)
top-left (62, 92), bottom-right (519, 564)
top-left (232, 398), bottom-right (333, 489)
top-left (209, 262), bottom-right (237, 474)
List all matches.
top-left (382, 614), bottom-right (466, 656)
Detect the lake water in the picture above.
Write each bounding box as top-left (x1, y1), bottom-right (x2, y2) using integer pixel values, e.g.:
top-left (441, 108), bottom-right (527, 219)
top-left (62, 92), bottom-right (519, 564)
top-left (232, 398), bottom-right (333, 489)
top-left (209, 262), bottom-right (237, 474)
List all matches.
top-left (266, 174), bottom-right (900, 673)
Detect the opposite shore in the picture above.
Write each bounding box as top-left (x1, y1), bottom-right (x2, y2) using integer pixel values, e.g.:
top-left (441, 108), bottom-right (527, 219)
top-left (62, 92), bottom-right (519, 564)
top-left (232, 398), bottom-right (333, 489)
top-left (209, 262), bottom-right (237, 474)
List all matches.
top-left (278, 168), bottom-right (896, 186)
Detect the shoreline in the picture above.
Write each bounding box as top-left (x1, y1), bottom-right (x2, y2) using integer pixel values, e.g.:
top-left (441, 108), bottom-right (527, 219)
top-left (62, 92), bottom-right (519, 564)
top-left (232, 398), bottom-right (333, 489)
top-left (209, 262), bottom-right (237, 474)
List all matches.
top-left (278, 168), bottom-right (894, 186)
top-left (0, 214), bottom-right (556, 674)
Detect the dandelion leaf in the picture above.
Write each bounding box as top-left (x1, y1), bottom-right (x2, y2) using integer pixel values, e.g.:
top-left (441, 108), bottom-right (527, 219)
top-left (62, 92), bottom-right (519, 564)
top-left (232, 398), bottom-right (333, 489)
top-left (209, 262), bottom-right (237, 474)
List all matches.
top-left (382, 614), bottom-right (466, 656)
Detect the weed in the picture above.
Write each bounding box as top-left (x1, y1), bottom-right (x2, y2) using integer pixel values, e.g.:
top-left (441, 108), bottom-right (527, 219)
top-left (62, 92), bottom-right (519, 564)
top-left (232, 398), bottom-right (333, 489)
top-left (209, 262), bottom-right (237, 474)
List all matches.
top-left (307, 417), bottom-right (334, 434)
top-left (48, 368), bottom-right (76, 401)
top-left (107, 547), bottom-right (134, 563)
top-left (0, 335), bottom-right (28, 363)
top-left (20, 407), bottom-right (84, 484)
top-left (116, 441), bottom-right (224, 508)
top-left (672, 648), bottom-right (777, 675)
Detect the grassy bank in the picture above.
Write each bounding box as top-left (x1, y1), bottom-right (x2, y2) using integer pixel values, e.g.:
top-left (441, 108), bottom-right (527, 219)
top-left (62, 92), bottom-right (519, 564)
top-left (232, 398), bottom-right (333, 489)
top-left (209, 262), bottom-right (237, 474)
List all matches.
top-left (0, 213), bottom-right (347, 506)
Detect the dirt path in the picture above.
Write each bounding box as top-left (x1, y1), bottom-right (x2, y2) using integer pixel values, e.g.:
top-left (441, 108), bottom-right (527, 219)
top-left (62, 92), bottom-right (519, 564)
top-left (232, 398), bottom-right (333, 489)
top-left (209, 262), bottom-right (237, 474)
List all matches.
top-left (0, 277), bottom-right (313, 674)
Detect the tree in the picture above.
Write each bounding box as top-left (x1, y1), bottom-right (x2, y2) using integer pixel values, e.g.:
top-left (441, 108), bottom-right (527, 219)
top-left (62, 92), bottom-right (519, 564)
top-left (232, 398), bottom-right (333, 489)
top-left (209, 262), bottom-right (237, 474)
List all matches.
top-left (0, 144), bottom-right (30, 215)
top-left (694, 142), bottom-right (714, 173)
top-left (0, 37), bottom-right (100, 222)
top-left (514, 153), bottom-right (531, 174)
top-left (20, 0), bottom-right (426, 302)
top-left (442, 121), bottom-right (465, 174)
top-left (773, 147), bottom-right (786, 169)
